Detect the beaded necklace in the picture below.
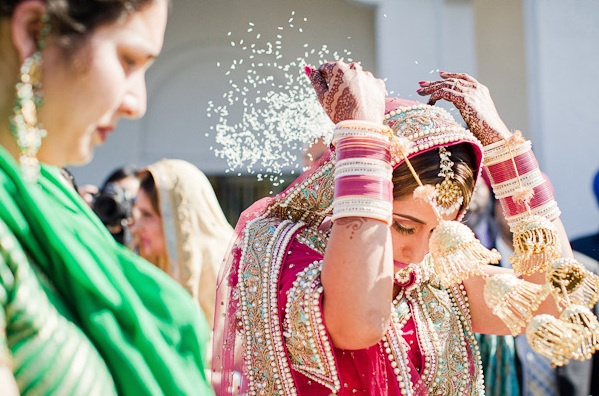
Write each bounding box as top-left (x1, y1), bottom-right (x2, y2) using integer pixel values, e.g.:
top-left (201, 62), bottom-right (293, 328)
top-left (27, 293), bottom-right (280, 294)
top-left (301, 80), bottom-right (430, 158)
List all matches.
top-left (389, 261), bottom-right (485, 395)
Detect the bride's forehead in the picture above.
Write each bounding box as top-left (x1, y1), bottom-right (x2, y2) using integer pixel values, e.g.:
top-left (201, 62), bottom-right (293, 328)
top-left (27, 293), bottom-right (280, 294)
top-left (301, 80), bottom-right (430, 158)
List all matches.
top-left (393, 197), bottom-right (435, 216)
top-left (392, 196), bottom-right (458, 222)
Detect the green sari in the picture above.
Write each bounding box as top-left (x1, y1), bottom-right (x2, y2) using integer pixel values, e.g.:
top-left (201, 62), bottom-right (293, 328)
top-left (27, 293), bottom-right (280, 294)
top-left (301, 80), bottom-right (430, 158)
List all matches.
top-left (0, 146), bottom-right (214, 395)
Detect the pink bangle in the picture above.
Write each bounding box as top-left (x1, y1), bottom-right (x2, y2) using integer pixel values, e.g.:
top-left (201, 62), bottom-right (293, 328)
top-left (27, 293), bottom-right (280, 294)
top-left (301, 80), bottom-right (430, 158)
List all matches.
top-left (486, 150), bottom-right (538, 185)
top-left (332, 121), bottom-right (394, 224)
top-left (334, 175), bottom-right (393, 202)
top-left (499, 181), bottom-right (554, 217)
top-left (336, 144), bottom-right (392, 163)
top-left (505, 201), bottom-right (561, 230)
top-left (336, 137), bottom-right (391, 162)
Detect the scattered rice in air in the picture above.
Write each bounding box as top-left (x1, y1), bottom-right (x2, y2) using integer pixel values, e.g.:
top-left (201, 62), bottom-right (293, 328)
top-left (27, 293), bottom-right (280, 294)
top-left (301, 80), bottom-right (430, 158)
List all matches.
top-left (207, 11), bottom-right (358, 181)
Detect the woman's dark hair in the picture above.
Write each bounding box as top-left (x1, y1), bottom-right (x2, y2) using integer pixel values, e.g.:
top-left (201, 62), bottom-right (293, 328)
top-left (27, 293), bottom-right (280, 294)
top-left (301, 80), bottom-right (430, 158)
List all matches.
top-left (1, 0), bottom-right (158, 49)
top-left (101, 165), bottom-right (138, 190)
top-left (392, 143), bottom-right (477, 214)
top-left (138, 170), bottom-right (160, 215)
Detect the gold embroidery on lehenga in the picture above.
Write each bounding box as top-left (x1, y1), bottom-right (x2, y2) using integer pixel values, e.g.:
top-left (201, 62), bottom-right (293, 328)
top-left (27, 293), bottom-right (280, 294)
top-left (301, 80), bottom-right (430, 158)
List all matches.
top-left (235, 153), bottom-right (484, 395)
top-left (284, 260), bottom-right (340, 392)
top-left (238, 217), bottom-right (303, 395)
top-left (236, 157), bottom-right (337, 395)
top-left (295, 227), bottom-right (329, 255)
top-left (272, 160), bottom-right (334, 227)
top-left (389, 260), bottom-right (485, 396)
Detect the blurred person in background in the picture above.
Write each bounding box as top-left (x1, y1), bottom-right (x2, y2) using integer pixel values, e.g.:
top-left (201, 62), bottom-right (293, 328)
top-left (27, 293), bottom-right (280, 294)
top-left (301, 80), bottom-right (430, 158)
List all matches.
top-left (568, 168), bottom-right (599, 395)
top-left (78, 182), bottom-right (99, 207)
top-left (0, 0), bottom-right (214, 394)
top-left (93, 165), bottom-right (139, 245)
top-left (133, 158), bottom-right (234, 329)
top-left (571, 169), bottom-right (599, 262)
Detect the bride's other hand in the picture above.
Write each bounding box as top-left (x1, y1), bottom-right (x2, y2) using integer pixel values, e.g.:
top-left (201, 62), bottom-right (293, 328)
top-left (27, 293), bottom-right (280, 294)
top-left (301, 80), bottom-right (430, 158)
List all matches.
top-left (417, 72), bottom-right (511, 145)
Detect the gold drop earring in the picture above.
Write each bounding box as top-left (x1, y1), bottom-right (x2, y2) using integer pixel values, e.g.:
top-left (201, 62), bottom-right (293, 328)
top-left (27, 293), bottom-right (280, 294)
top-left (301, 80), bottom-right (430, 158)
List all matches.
top-left (9, 19), bottom-right (50, 183)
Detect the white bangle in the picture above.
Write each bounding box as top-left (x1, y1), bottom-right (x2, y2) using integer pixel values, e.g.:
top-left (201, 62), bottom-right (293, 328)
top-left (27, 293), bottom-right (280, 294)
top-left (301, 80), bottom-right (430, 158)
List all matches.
top-left (505, 201), bottom-right (561, 231)
top-left (334, 158), bottom-right (392, 180)
top-left (332, 196), bottom-right (393, 225)
top-left (484, 140), bottom-right (532, 166)
top-left (491, 169), bottom-right (546, 199)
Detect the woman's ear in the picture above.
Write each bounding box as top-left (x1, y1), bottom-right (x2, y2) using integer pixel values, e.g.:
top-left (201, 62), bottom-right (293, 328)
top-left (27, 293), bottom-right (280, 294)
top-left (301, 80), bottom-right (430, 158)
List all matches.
top-left (10, 1), bottom-right (46, 63)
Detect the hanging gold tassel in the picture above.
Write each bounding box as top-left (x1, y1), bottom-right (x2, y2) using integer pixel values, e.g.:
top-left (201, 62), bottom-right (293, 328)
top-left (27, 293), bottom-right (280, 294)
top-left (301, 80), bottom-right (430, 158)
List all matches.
top-left (512, 186), bottom-right (534, 206)
top-left (429, 220), bottom-right (501, 288)
top-left (526, 314), bottom-right (583, 367)
top-left (484, 273), bottom-right (552, 336)
top-left (547, 258), bottom-right (599, 309)
top-left (510, 215), bottom-right (561, 275)
top-left (559, 304), bottom-right (599, 361)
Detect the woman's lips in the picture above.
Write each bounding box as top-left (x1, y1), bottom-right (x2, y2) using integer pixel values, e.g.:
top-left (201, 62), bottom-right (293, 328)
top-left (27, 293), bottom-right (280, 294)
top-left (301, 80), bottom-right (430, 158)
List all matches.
top-left (96, 126), bottom-right (114, 143)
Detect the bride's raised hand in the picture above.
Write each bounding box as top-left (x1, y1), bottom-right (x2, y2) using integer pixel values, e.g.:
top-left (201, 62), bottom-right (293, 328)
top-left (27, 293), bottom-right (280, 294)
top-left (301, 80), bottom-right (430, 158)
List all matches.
top-left (305, 61), bottom-right (386, 124)
top-left (417, 72), bottom-right (511, 146)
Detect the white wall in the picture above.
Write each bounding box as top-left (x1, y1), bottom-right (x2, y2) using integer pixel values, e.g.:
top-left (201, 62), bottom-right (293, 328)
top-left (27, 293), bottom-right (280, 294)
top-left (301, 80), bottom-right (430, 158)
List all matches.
top-left (523, 0), bottom-right (599, 238)
top-left (71, 0), bottom-right (375, 185)
top-left (362, 0), bottom-right (476, 106)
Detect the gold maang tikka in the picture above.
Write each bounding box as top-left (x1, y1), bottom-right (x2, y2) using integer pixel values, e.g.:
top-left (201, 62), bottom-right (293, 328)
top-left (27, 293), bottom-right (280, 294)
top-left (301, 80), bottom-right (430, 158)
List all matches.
top-left (435, 146), bottom-right (464, 216)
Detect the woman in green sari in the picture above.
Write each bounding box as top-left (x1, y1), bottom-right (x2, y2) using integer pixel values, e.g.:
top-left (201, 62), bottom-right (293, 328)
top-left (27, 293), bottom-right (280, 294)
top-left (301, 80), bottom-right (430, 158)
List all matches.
top-left (0, 1), bottom-right (214, 394)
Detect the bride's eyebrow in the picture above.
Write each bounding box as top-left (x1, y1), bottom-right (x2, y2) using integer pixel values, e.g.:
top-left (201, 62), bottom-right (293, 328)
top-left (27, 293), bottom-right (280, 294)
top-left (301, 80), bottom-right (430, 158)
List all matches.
top-left (392, 213), bottom-right (426, 225)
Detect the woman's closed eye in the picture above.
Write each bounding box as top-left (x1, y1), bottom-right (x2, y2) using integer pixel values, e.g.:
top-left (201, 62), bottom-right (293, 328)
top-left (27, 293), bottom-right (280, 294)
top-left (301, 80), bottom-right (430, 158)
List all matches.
top-left (120, 50), bottom-right (155, 75)
top-left (121, 54), bottom-right (138, 71)
top-left (392, 222), bottom-right (416, 235)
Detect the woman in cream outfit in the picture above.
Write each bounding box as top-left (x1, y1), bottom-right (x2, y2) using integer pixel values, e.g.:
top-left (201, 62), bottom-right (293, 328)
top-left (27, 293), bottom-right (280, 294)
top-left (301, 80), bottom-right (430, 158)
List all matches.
top-left (134, 159), bottom-right (233, 328)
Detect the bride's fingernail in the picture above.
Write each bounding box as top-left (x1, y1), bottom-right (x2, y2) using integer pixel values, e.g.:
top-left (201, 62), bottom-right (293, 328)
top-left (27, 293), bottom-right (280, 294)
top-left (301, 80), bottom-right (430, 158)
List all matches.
top-left (416, 88), bottom-right (424, 93)
top-left (418, 81), bottom-right (427, 85)
top-left (304, 66), bottom-right (313, 77)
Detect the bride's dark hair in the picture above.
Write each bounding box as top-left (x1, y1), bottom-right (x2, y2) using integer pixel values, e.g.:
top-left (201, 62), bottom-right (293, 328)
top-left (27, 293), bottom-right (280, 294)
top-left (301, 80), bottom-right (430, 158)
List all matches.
top-left (392, 143), bottom-right (477, 214)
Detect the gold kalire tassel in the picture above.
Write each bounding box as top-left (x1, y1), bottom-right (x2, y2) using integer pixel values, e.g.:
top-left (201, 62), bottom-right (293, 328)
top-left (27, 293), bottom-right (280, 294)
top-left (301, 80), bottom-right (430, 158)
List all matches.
top-left (429, 220), bottom-right (501, 288)
top-left (484, 273), bottom-right (552, 336)
top-left (510, 215), bottom-right (561, 275)
top-left (526, 314), bottom-right (584, 367)
top-left (559, 304), bottom-right (599, 361)
top-left (547, 258), bottom-right (599, 309)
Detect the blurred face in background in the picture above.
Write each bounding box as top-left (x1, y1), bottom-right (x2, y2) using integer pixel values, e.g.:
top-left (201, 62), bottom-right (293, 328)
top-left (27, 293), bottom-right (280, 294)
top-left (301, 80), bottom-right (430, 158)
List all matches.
top-left (132, 188), bottom-right (166, 259)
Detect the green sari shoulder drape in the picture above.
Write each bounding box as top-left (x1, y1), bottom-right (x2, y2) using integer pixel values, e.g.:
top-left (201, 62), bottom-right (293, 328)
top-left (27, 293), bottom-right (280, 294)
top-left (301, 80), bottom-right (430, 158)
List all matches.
top-left (0, 146), bottom-right (214, 395)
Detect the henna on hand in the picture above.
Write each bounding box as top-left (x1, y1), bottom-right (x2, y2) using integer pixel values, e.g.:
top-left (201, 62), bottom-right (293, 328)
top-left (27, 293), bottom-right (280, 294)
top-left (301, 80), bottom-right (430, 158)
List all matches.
top-left (417, 72), bottom-right (512, 146)
top-left (307, 61), bottom-right (386, 124)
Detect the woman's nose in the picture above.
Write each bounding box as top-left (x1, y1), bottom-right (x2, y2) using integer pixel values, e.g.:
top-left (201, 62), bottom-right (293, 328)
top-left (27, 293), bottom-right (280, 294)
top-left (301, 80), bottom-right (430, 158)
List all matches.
top-left (119, 93), bottom-right (146, 119)
top-left (119, 75), bottom-right (147, 119)
top-left (413, 235), bottom-right (431, 263)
